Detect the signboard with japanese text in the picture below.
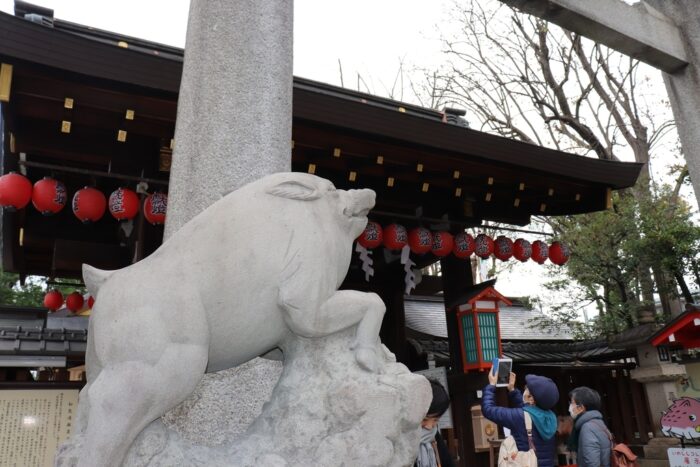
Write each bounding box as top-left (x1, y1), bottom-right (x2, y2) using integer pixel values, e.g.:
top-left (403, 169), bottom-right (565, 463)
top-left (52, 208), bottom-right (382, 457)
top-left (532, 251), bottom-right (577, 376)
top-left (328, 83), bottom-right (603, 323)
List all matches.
top-left (668, 447), bottom-right (700, 467)
top-left (0, 389), bottom-right (79, 467)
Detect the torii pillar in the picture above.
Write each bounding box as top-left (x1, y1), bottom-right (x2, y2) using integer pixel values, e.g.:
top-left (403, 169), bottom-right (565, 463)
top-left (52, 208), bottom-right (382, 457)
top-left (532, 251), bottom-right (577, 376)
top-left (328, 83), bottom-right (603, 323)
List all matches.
top-left (500, 0), bottom-right (700, 208)
top-left (163, 0), bottom-right (292, 442)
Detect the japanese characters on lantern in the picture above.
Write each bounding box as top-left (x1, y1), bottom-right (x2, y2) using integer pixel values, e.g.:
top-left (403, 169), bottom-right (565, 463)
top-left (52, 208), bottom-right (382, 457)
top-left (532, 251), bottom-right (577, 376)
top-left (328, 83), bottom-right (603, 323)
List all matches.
top-left (108, 187), bottom-right (139, 221)
top-left (144, 193), bottom-right (168, 225)
top-left (32, 177), bottom-right (67, 215)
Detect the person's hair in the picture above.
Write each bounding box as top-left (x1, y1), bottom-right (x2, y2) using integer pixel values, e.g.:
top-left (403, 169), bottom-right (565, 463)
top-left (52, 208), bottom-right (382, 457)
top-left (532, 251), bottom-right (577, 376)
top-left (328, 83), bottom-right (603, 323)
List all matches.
top-left (568, 386), bottom-right (601, 411)
top-left (427, 379), bottom-right (450, 417)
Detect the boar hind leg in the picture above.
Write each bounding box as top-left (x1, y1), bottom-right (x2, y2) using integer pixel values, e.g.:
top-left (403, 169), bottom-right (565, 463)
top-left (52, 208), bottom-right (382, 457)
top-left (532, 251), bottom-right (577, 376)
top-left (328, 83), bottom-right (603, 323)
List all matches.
top-left (282, 290), bottom-right (385, 372)
top-left (77, 343), bottom-right (208, 467)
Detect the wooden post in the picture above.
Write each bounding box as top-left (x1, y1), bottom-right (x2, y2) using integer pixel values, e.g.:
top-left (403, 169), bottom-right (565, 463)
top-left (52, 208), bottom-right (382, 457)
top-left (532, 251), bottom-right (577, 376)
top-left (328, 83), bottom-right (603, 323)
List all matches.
top-left (441, 253), bottom-right (480, 467)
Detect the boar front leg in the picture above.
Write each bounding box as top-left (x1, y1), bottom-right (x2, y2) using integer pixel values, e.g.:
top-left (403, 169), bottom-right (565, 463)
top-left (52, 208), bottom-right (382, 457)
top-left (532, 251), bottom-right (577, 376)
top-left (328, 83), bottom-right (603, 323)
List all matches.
top-left (281, 290), bottom-right (386, 372)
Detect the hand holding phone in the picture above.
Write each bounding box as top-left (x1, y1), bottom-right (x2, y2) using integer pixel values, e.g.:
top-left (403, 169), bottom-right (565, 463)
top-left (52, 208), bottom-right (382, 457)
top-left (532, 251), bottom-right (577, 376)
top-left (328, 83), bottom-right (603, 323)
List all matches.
top-left (488, 359), bottom-right (499, 386)
top-left (495, 358), bottom-right (513, 387)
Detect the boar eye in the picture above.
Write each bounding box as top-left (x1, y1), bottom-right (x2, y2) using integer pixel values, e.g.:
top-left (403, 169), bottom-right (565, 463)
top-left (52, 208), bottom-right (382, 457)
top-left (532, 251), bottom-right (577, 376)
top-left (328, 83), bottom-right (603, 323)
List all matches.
top-left (691, 415), bottom-right (697, 421)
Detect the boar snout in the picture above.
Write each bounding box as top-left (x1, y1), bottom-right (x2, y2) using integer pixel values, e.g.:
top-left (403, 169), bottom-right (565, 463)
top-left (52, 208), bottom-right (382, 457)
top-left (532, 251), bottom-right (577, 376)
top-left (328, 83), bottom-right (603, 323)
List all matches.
top-left (343, 189), bottom-right (375, 218)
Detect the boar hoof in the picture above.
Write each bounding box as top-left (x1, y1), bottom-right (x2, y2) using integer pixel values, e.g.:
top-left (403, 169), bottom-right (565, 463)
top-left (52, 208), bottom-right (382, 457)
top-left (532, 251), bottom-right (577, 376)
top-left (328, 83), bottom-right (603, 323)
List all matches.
top-left (380, 344), bottom-right (397, 363)
top-left (355, 346), bottom-right (382, 373)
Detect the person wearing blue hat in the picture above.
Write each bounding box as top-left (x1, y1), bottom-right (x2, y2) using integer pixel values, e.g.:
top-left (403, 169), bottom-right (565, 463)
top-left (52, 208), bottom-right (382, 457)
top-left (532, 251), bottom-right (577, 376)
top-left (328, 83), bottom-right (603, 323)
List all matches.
top-left (482, 371), bottom-right (559, 467)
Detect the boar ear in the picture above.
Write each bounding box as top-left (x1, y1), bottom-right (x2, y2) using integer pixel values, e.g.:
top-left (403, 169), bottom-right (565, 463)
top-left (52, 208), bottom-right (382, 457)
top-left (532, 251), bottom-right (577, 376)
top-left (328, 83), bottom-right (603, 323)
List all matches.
top-left (266, 180), bottom-right (321, 201)
top-left (83, 264), bottom-right (115, 297)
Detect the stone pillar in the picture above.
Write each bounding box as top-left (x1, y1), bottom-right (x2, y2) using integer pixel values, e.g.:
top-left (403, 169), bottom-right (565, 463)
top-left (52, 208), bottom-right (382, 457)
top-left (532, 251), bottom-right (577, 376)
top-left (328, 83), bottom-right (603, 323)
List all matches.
top-left (162, 0), bottom-right (292, 443)
top-left (630, 344), bottom-right (687, 436)
top-left (165, 0), bottom-right (293, 239)
top-left (637, 1), bottom-right (700, 209)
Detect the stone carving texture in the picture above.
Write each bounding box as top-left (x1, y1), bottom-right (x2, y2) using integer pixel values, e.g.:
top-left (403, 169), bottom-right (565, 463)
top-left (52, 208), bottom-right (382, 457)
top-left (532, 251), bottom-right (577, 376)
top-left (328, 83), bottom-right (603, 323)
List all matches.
top-left (56, 173), bottom-right (431, 466)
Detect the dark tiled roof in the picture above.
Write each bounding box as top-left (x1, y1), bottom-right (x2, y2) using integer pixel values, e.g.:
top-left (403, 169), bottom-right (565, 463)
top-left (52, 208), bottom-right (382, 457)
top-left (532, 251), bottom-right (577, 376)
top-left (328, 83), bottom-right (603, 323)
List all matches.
top-left (501, 340), bottom-right (631, 363)
top-left (0, 307), bottom-right (87, 357)
top-left (0, 326), bottom-right (87, 356)
top-left (414, 337), bottom-right (632, 364)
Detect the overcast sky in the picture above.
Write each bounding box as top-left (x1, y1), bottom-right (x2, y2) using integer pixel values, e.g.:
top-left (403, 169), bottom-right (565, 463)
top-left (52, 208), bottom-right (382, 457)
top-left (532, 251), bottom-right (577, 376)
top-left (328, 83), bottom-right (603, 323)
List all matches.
top-left (0, 0), bottom-right (451, 96)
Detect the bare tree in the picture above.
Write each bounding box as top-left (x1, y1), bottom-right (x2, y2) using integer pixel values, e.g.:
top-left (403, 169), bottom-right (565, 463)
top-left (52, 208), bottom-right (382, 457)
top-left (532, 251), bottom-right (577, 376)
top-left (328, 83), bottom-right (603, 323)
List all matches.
top-left (426, 0), bottom-right (681, 326)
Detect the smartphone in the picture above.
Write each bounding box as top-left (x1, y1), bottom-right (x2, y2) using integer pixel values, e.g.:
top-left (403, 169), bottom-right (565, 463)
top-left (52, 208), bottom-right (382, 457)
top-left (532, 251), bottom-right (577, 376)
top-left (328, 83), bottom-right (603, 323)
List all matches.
top-left (495, 358), bottom-right (513, 387)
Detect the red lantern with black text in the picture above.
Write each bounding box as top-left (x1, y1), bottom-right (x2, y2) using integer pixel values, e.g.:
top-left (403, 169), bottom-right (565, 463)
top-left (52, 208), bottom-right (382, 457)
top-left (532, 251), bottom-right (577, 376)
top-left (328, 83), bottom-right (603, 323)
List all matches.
top-left (32, 177), bottom-right (67, 215)
top-left (408, 227), bottom-right (433, 254)
top-left (357, 221), bottom-right (383, 249)
top-left (549, 241), bottom-right (570, 266)
top-left (144, 193), bottom-right (168, 225)
top-left (43, 290), bottom-right (63, 311)
top-left (513, 238), bottom-right (532, 262)
top-left (0, 172), bottom-right (32, 210)
top-left (453, 232), bottom-right (475, 259)
top-left (66, 292), bottom-right (84, 312)
top-left (531, 240), bottom-right (549, 264)
top-left (73, 187), bottom-right (106, 223)
top-left (432, 231), bottom-right (454, 257)
top-left (475, 234), bottom-right (494, 259)
top-left (383, 224), bottom-right (407, 250)
top-left (494, 236), bottom-right (514, 261)
top-left (108, 187), bottom-right (139, 220)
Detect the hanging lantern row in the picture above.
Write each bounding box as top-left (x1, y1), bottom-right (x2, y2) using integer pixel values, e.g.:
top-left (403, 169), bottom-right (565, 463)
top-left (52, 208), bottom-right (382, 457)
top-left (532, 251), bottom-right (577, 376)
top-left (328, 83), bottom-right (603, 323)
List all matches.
top-left (43, 290), bottom-right (95, 313)
top-left (356, 221), bottom-right (570, 266)
top-left (0, 173), bottom-right (167, 225)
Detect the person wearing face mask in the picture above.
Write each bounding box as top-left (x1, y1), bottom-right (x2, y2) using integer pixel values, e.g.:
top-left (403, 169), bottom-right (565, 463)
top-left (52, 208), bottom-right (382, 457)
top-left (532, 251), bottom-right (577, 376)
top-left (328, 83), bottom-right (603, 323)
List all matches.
top-left (415, 379), bottom-right (455, 467)
top-left (482, 371), bottom-right (559, 467)
top-left (566, 386), bottom-right (612, 467)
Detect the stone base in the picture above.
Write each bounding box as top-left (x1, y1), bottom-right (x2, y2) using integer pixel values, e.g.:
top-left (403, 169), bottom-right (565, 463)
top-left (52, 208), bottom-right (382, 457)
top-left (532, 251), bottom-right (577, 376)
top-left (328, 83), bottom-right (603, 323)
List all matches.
top-left (56, 327), bottom-right (431, 467)
top-left (642, 437), bottom-right (680, 460)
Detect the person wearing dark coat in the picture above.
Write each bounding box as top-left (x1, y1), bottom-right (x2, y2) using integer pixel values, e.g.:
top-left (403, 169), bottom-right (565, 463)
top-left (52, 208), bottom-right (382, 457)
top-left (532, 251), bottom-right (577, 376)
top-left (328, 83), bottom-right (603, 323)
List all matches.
top-left (567, 386), bottom-right (612, 467)
top-left (415, 379), bottom-right (455, 467)
top-left (482, 372), bottom-right (559, 467)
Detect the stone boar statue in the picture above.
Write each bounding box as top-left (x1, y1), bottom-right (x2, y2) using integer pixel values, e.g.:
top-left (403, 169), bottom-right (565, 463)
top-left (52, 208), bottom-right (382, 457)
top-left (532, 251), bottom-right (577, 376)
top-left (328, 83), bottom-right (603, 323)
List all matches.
top-left (73, 173), bottom-right (386, 467)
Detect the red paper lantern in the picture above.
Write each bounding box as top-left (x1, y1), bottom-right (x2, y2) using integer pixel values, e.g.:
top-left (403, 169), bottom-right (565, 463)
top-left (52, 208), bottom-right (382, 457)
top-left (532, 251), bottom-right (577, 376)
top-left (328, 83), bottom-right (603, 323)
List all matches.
top-left (32, 177), bottom-right (67, 215)
top-left (513, 238), bottom-right (532, 262)
top-left (408, 227), bottom-right (433, 254)
top-left (383, 224), bottom-right (407, 251)
top-left (0, 172), bottom-right (32, 210)
top-left (357, 221), bottom-right (383, 249)
top-left (474, 234), bottom-right (494, 259)
top-left (43, 290), bottom-right (63, 311)
top-left (144, 193), bottom-right (168, 225)
top-left (73, 187), bottom-right (106, 223)
top-left (531, 240), bottom-right (549, 264)
top-left (494, 236), bottom-right (514, 261)
top-left (549, 241), bottom-right (571, 266)
top-left (453, 232), bottom-right (475, 259)
top-left (65, 292), bottom-right (84, 312)
top-left (432, 231), bottom-right (454, 257)
top-left (108, 187), bottom-right (139, 221)
top-left (87, 296), bottom-right (95, 309)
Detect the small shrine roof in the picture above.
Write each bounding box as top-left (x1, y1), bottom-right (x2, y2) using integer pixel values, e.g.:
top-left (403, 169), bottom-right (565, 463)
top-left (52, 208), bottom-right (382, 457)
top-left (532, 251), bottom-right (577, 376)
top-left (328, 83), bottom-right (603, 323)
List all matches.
top-left (650, 307), bottom-right (700, 349)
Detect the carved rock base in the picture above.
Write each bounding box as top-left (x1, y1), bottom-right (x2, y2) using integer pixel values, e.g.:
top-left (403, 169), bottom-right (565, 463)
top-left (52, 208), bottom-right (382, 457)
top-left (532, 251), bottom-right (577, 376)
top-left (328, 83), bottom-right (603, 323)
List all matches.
top-left (56, 327), bottom-right (431, 467)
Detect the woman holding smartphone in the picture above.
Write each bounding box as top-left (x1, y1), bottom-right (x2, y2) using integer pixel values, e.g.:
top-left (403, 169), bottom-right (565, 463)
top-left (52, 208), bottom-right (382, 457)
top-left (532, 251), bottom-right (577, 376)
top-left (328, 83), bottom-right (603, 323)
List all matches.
top-left (482, 370), bottom-right (560, 467)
